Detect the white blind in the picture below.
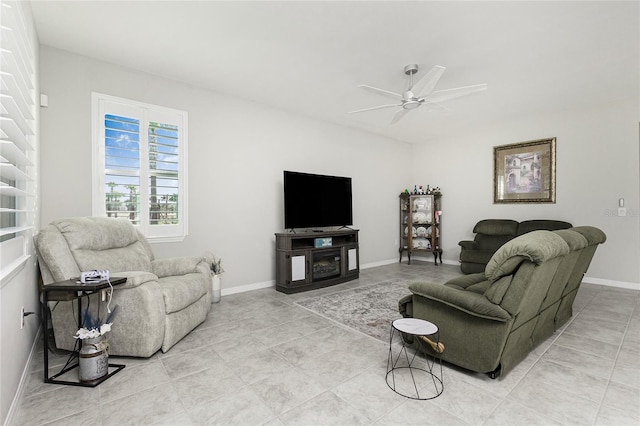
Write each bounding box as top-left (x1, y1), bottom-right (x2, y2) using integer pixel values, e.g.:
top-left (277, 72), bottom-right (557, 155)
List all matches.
top-left (0, 1), bottom-right (37, 279)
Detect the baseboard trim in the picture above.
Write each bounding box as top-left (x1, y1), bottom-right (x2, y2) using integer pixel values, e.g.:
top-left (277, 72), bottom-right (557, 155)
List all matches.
top-left (221, 279), bottom-right (274, 296)
top-left (218, 263), bottom-right (639, 297)
top-left (367, 258), bottom-right (639, 291)
top-left (394, 255), bottom-right (458, 267)
top-left (583, 276), bottom-right (640, 291)
top-left (360, 259), bottom-right (397, 269)
top-left (8, 328), bottom-right (41, 426)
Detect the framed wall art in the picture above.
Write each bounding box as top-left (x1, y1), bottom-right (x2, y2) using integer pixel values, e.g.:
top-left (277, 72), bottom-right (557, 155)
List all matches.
top-left (494, 137), bottom-right (556, 203)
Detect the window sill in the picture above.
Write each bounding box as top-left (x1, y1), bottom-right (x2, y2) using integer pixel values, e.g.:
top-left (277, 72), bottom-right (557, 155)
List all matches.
top-left (147, 235), bottom-right (186, 244)
top-left (0, 254), bottom-right (31, 288)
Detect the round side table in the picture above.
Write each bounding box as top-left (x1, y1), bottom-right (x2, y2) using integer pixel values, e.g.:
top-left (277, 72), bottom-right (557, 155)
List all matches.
top-left (386, 318), bottom-right (444, 400)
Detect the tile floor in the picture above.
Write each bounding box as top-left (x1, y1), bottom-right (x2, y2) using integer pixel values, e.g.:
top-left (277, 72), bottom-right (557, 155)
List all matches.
top-left (12, 262), bottom-right (640, 426)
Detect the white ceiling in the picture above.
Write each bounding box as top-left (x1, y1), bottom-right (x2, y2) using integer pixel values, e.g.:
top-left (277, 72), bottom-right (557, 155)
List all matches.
top-left (30, 1), bottom-right (639, 144)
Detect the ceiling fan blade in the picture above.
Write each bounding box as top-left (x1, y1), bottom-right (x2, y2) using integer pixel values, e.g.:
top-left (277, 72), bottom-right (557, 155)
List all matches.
top-left (349, 103), bottom-right (402, 114)
top-left (425, 83), bottom-right (488, 104)
top-left (390, 108), bottom-right (410, 124)
top-left (358, 85), bottom-right (402, 100)
top-left (424, 102), bottom-right (451, 113)
top-left (412, 65), bottom-right (446, 97)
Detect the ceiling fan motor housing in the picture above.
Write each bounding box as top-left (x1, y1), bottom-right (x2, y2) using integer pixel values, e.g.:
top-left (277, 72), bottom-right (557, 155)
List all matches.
top-left (402, 93), bottom-right (421, 109)
top-left (404, 64), bottom-right (419, 75)
top-left (402, 64), bottom-right (421, 109)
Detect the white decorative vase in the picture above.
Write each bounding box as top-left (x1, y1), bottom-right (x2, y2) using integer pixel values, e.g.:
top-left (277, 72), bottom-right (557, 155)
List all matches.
top-left (212, 274), bottom-right (221, 303)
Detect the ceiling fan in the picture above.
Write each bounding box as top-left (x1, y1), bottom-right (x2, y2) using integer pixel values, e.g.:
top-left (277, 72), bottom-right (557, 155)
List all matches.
top-left (349, 64), bottom-right (487, 124)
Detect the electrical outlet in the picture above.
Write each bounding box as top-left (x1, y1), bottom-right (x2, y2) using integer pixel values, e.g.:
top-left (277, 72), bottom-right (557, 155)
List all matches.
top-left (20, 306), bottom-right (25, 329)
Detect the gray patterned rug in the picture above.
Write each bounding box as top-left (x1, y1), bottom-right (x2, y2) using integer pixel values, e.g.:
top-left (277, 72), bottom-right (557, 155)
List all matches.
top-left (295, 280), bottom-right (413, 342)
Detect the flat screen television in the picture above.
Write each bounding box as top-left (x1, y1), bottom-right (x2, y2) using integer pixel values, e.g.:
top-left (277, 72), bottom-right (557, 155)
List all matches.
top-left (284, 171), bottom-right (353, 230)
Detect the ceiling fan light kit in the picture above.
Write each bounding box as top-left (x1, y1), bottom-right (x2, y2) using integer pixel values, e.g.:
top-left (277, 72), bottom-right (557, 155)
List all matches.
top-left (349, 64), bottom-right (487, 124)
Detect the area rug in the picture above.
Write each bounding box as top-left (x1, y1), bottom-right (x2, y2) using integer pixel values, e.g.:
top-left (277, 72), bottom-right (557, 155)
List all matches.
top-left (295, 280), bottom-right (413, 342)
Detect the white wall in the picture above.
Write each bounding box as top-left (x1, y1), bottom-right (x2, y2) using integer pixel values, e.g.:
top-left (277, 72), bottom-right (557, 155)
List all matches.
top-left (39, 46), bottom-right (640, 289)
top-left (0, 2), bottom-right (40, 424)
top-left (39, 46), bottom-right (412, 290)
top-left (412, 97), bottom-right (640, 287)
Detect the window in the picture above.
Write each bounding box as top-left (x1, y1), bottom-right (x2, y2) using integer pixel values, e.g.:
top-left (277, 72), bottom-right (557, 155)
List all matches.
top-left (1, 0), bottom-right (37, 282)
top-left (92, 93), bottom-right (188, 242)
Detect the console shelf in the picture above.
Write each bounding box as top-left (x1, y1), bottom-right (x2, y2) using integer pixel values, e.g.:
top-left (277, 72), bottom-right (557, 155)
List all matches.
top-left (275, 229), bottom-right (359, 294)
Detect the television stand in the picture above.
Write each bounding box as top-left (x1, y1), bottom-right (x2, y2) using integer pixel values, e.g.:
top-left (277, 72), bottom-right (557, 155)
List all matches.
top-left (275, 229), bottom-right (359, 294)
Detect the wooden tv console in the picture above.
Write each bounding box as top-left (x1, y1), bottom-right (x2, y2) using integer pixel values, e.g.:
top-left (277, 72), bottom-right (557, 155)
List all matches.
top-left (275, 229), bottom-right (359, 294)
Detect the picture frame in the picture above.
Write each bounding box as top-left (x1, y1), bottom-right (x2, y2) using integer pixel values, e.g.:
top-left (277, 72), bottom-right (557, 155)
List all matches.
top-left (493, 137), bottom-right (556, 204)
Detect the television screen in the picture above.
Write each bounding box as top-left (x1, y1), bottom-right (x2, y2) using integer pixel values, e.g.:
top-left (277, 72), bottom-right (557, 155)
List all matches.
top-left (284, 171), bottom-right (353, 230)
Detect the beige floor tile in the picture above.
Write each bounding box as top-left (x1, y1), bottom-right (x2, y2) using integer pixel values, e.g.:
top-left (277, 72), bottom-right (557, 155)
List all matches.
top-left (601, 380), bottom-right (640, 418)
top-left (172, 363), bottom-right (247, 410)
top-left (13, 386), bottom-right (99, 426)
top-left (279, 391), bottom-right (371, 425)
top-left (428, 374), bottom-right (501, 425)
top-left (100, 383), bottom-right (187, 426)
top-left (595, 403), bottom-right (640, 426)
top-left (188, 386), bottom-right (277, 425)
top-left (97, 359), bottom-right (171, 403)
top-left (553, 331), bottom-right (619, 360)
top-left (610, 361), bottom-right (640, 389)
top-left (14, 263), bottom-right (640, 426)
top-left (508, 375), bottom-right (600, 425)
top-left (249, 368), bottom-right (327, 415)
top-left (332, 367), bottom-right (406, 422)
top-left (483, 399), bottom-right (563, 426)
top-left (376, 397), bottom-right (470, 426)
top-left (540, 344), bottom-right (615, 380)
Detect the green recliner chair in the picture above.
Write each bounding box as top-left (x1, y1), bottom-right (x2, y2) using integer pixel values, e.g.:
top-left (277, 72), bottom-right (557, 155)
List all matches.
top-left (458, 219), bottom-right (573, 274)
top-left (400, 226), bottom-right (605, 378)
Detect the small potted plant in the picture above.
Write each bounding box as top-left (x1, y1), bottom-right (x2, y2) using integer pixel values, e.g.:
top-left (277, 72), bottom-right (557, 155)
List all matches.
top-left (204, 252), bottom-right (224, 303)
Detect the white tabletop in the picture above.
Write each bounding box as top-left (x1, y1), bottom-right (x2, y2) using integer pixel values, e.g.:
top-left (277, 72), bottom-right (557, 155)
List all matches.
top-left (392, 318), bottom-right (438, 336)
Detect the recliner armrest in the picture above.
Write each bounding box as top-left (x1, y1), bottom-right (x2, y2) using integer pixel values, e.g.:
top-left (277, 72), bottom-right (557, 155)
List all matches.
top-left (458, 240), bottom-right (478, 250)
top-left (408, 281), bottom-right (511, 322)
top-left (445, 273), bottom-right (488, 290)
top-left (152, 257), bottom-right (209, 278)
top-left (113, 271), bottom-right (158, 290)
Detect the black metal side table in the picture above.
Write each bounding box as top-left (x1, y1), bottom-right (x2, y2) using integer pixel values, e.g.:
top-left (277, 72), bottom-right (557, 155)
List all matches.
top-left (386, 318), bottom-right (444, 400)
top-left (41, 277), bottom-right (127, 387)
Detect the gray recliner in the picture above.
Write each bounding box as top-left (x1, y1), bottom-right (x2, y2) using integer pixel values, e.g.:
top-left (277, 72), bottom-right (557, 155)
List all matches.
top-left (35, 217), bottom-right (212, 357)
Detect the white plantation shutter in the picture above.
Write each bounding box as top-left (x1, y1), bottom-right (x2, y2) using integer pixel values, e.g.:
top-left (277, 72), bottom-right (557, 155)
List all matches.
top-left (0, 0), bottom-right (37, 280)
top-left (148, 121), bottom-right (180, 225)
top-left (104, 113), bottom-right (141, 223)
top-left (92, 93), bottom-right (188, 242)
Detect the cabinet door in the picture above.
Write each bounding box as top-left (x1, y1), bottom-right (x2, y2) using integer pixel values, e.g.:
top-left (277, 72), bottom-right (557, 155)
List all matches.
top-left (432, 196), bottom-right (441, 250)
top-left (400, 195), bottom-right (410, 251)
top-left (410, 195), bottom-right (433, 250)
top-left (291, 254), bottom-right (306, 281)
top-left (346, 245), bottom-right (359, 275)
top-left (287, 250), bottom-right (308, 285)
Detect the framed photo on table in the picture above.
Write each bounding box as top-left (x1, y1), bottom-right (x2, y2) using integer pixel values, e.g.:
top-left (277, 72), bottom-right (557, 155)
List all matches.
top-left (494, 137), bottom-right (556, 204)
